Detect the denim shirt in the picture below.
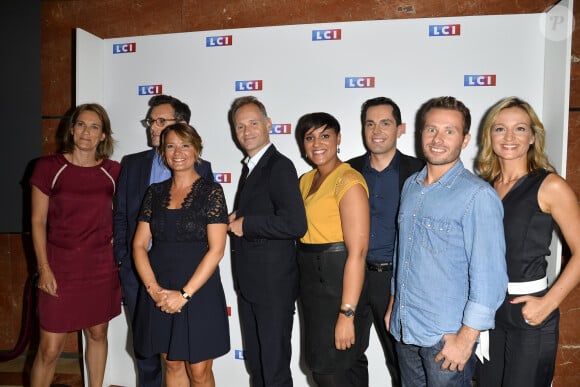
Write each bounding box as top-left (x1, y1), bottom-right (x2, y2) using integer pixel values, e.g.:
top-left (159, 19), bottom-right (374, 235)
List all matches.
top-left (390, 160), bottom-right (507, 347)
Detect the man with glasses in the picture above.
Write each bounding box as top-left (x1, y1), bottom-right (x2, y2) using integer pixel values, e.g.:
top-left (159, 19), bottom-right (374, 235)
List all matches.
top-left (113, 94), bottom-right (213, 387)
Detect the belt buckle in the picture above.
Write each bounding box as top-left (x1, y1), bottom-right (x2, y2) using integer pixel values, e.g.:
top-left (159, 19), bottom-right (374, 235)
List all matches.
top-left (376, 264), bottom-right (384, 272)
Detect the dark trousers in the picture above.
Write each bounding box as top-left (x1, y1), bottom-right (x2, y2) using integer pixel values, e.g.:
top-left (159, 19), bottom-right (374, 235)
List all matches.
top-left (311, 355), bottom-right (369, 387)
top-left (361, 268), bottom-right (401, 387)
top-left (119, 265), bottom-right (162, 387)
top-left (476, 293), bottom-right (559, 387)
top-left (238, 295), bottom-right (295, 387)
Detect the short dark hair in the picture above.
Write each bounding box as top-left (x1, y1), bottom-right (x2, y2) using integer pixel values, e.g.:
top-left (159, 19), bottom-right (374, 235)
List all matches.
top-left (294, 112), bottom-right (340, 158)
top-left (360, 97), bottom-right (403, 127)
top-left (417, 96), bottom-right (471, 135)
top-left (146, 95), bottom-right (191, 123)
top-left (295, 112), bottom-right (341, 141)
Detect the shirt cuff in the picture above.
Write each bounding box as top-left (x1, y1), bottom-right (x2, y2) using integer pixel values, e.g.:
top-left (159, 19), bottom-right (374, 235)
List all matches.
top-left (462, 300), bottom-right (497, 331)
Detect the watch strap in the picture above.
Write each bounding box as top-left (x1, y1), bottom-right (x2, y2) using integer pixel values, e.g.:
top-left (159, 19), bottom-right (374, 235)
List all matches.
top-left (180, 288), bottom-right (191, 300)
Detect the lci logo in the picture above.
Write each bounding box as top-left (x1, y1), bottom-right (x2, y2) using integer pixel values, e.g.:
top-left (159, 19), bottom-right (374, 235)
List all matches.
top-left (206, 35), bottom-right (233, 47)
top-left (464, 74), bottom-right (496, 87)
top-left (113, 43), bottom-right (136, 54)
top-left (345, 77), bottom-right (375, 88)
top-left (138, 85), bottom-right (162, 96)
top-left (429, 24), bottom-right (461, 36)
top-left (235, 80), bottom-right (263, 91)
top-left (213, 173), bottom-right (232, 183)
top-left (270, 124), bottom-right (291, 135)
top-left (235, 350), bottom-right (245, 360)
top-left (312, 29), bottom-right (342, 41)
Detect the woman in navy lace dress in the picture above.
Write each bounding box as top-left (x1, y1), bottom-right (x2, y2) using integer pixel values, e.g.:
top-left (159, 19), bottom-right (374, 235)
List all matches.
top-left (133, 123), bottom-right (230, 387)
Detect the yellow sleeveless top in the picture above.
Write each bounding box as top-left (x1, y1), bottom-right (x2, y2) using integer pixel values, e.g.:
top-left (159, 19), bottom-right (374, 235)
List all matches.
top-left (299, 163), bottom-right (368, 244)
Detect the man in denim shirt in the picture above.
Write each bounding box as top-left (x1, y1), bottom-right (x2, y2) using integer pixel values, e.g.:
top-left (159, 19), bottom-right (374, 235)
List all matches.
top-left (385, 96), bottom-right (507, 387)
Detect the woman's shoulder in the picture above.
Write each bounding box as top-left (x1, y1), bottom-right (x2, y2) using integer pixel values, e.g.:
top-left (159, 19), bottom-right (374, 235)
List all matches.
top-left (36, 153), bottom-right (66, 167)
top-left (199, 177), bottom-right (225, 193)
top-left (335, 163), bottom-right (368, 197)
top-left (146, 178), bottom-right (171, 194)
top-left (100, 158), bottom-right (121, 175)
top-left (32, 154), bottom-right (67, 177)
top-left (336, 163), bottom-right (366, 184)
top-left (538, 170), bottom-right (567, 193)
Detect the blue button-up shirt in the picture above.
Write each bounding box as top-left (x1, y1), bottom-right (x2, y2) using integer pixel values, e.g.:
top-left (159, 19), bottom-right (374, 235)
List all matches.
top-left (362, 152), bottom-right (399, 263)
top-left (150, 150), bottom-right (171, 185)
top-left (390, 160), bottom-right (507, 347)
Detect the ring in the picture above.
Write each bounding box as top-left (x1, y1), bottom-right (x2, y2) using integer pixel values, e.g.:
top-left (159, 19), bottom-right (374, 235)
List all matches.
top-left (524, 319), bottom-right (530, 324)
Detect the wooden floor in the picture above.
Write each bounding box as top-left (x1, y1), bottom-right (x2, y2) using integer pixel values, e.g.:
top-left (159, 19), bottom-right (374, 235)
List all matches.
top-left (0, 353), bottom-right (82, 387)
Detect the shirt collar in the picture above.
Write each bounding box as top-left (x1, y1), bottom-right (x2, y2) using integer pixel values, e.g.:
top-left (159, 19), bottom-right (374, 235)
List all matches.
top-left (245, 143), bottom-right (272, 175)
top-left (414, 159), bottom-right (464, 188)
top-left (363, 150), bottom-right (400, 173)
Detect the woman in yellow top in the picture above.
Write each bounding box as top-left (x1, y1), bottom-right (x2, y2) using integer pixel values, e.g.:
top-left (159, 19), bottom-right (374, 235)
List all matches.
top-left (295, 112), bottom-right (370, 387)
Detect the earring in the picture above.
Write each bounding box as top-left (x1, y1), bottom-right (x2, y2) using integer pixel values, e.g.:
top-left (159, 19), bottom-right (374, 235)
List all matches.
top-left (337, 146), bottom-right (341, 154)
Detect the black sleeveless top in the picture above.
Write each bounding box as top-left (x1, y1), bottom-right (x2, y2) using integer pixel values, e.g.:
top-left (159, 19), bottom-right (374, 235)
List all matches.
top-left (501, 169), bottom-right (553, 282)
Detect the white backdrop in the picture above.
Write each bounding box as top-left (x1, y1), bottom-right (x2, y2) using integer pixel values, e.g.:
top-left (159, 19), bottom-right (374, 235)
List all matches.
top-left (76, 2), bottom-right (573, 385)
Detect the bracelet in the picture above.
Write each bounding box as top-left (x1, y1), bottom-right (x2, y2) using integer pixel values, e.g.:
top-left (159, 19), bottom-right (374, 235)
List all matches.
top-left (180, 288), bottom-right (191, 300)
top-left (341, 303), bottom-right (355, 311)
top-left (37, 262), bottom-right (49, 270)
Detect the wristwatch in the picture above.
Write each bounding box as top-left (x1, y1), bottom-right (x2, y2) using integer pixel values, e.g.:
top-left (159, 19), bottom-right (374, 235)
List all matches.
top-left (339, 307), bottom-right (355, 318)
top-left (180, 288), bottom-right (192, 300)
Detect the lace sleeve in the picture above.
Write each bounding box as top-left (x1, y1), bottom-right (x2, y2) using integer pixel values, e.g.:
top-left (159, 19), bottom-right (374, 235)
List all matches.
top-left (207, 183), bottom-right (228, 225)
top-left (137, 185), bottom-right (153, 223)
top-left (335, 168), bottom-right (369, 203)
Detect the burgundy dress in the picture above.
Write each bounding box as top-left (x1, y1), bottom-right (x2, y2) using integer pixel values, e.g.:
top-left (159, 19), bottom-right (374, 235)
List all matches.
top-left (30, 154), bottom-right (122, 332)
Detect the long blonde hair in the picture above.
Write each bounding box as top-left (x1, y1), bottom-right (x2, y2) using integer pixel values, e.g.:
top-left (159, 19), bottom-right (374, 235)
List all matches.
top-left (476, 97), bottom-right (555, 182)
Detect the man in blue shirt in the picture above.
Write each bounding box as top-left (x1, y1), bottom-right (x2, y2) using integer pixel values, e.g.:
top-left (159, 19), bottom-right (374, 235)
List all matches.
top-left (386, 96), bottom-right (507, 387)
top-left (113, 95), bottom-right (213, 387)
top-left (347, 97), bottom-right (424, 387)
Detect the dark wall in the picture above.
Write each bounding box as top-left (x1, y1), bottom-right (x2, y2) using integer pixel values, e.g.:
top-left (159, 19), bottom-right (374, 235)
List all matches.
top-left (0, 2), bottom-right (41, 233)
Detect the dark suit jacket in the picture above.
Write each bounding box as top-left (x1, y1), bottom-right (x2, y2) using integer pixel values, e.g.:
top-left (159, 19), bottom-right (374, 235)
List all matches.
top-left (232, 145), bottom-right (307, 306)
top-left (347, 150), bottom-right (424, 193)
top-left (113, 148), bottom-right (213, 274)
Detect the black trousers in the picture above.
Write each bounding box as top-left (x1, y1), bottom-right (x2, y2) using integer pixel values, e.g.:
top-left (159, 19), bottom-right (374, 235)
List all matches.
top-left (297, 246), bottom-right (370, 386)
top-left (238, 295), bottom-right (295, 387)
top-left (359, 268), bottom-right (401, 387)
top-left (476, 291), bottom-right (559, 387)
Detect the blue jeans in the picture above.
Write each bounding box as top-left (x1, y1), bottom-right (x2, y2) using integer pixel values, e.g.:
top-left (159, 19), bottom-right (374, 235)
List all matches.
top-left (396, 339), bottom-right (476, 387)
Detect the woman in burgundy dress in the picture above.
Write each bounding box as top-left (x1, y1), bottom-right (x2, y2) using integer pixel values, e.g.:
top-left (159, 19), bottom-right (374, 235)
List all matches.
top-left (30, 103), bottom-right (121, 387)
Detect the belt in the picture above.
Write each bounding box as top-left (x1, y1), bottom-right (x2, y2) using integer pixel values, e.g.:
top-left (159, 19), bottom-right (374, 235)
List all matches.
top-left (366, 262), bottom-right (393, 272)
top-left (297, 241), bottom-right (346, 253)
top-left (508, 276), bottom-right (548, 295)
top-left (476, 275), bottom-right (549, 364)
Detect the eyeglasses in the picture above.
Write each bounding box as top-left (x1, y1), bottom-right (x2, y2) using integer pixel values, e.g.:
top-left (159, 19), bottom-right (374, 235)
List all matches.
top-left (141, 117), bottom-right (177, 128)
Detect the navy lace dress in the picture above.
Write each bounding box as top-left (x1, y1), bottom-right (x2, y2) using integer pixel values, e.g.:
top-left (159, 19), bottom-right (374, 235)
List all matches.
top-left (133, 177), bottom-right (230, 363)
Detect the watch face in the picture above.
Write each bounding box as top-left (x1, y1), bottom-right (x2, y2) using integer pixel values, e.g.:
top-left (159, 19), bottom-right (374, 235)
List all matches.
top-left (341, 308), bottom-right (355, 317)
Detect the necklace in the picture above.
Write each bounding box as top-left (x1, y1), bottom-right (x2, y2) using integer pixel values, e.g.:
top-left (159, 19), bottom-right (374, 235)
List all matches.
top-left (499, 173), bottom-right (525, 184)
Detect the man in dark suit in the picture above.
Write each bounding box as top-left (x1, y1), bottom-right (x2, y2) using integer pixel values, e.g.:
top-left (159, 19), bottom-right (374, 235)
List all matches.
top-left (347, 97), bottom-right (424, 387)
top-left (227, 96), bottom-right (307, 387)
top-left (113, 95), bottom-right (213, 387)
